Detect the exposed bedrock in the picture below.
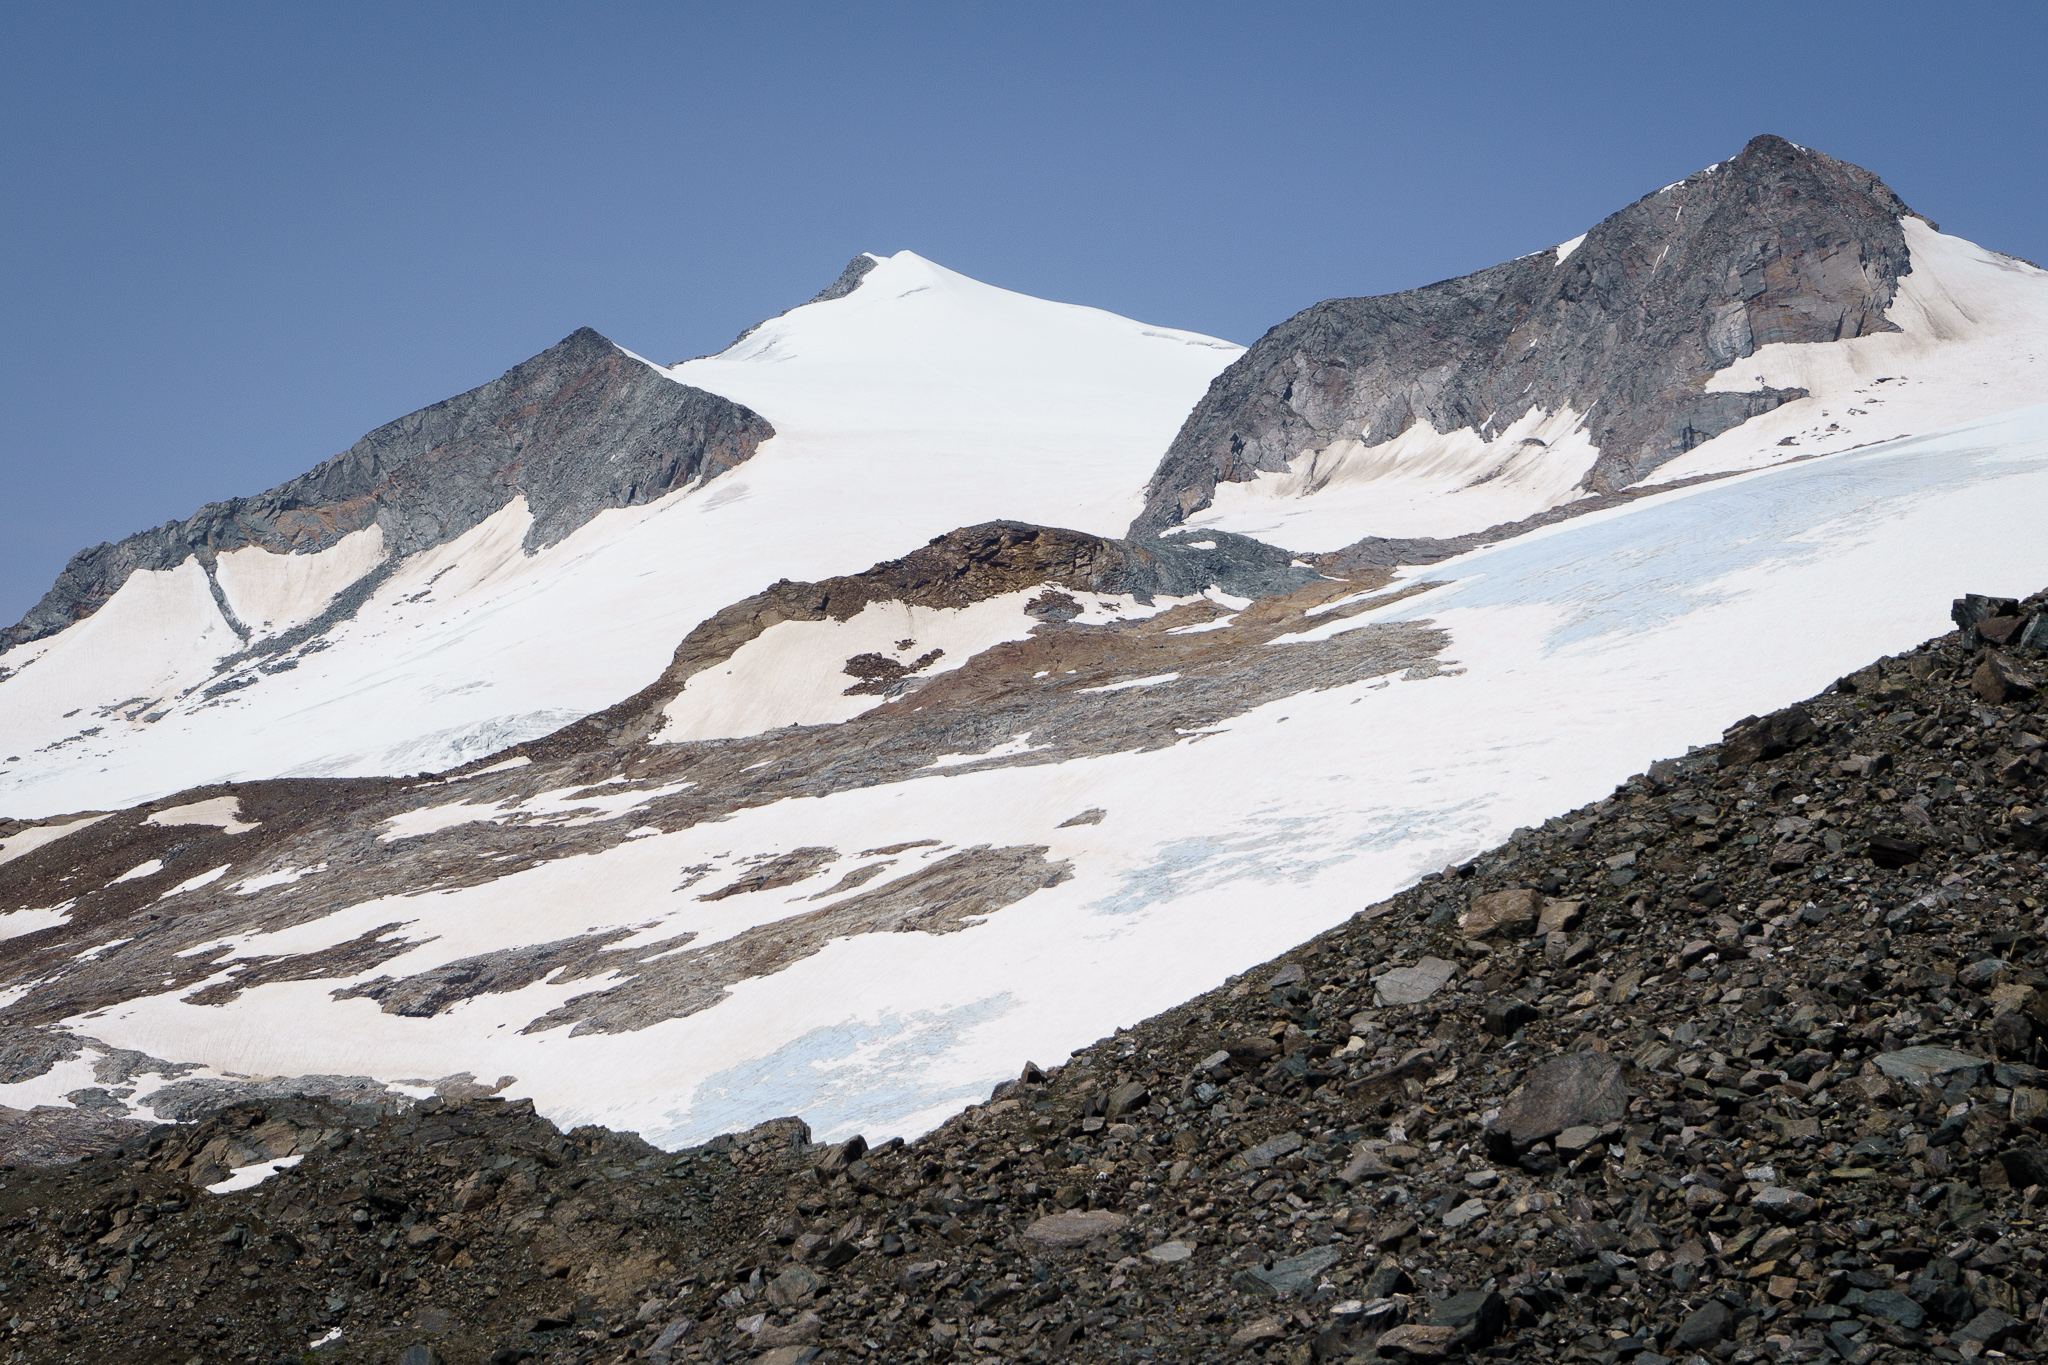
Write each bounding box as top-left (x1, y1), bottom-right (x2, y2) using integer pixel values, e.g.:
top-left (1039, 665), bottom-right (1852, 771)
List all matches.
top-left (1132, 134), bottom-right (1927, 537)
top-left (523, 519), bottom-right (1319, 757)
top-left (3, 328), bottom-right (773, 652)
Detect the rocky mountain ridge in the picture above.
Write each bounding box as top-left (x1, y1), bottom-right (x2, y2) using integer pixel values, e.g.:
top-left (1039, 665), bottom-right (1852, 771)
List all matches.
top-left (2, 329), bottom-right (772, 654)
top-left (1133, 134), bottom-right (1926, 538)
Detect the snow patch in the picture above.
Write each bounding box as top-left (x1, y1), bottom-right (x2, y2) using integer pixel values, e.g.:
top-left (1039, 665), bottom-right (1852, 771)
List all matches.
top-left (661, 589), bottom-right (1041, 743)
top-left (110, 858), bottom-right (164, 884)
top-left (925, 733), bottom-right (1047, 769)
top-left (159, 865), bottom-right (231, 899)
top-left (1077, 672), bottom-right (1181, 694)
top-left (0, 902), bottom-right (74, 941)
top-left (147, 796), bottom-right (257, 834)
top-left (1555, 233), bottom-right (1588, 264)
top-left (212, 525), bottom-right (386, 639)
top-left (0, 814), bottom-right (108, 866)
top-left (205, 1153), bottom-right (304, 1195)
top-left (1191, 406), bottom-right (1600, 550)
top-left (233, 863), bottom-right (325, 895)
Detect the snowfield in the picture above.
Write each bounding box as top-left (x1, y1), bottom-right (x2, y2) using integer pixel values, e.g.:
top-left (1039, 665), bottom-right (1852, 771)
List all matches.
top-left (51, 401), bottom-right (2048, 1147)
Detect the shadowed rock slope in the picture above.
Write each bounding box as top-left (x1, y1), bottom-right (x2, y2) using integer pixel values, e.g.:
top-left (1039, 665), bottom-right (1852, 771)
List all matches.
top-left (3, 590), bottom-right (2045, 1363)
top-left (2, 330), bottom-right (772, 652)
top-left (1134, 134), bottom-right (1927, 537)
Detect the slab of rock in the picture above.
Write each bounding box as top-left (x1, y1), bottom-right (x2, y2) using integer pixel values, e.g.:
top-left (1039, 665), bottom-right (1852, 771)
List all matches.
top-left (1488, 1051), bottom-right (1630, 1151)
top-left (1104, 1080), bottom-right (1149, 1118)
top-left (1339, 1146), bottom-right (1393, 1184)
top-left (1441, 1199), bottom-right (1488, 1229)
top-left (1231, 1131), bottom-right (1303, 1171)
top-left (1459, 888), bottom-right (1540, 939)
top-left (1718, 704), bottom-right (1817, 767)
top-left (1536, 899), bottom-right (1583, 935)
top-left (1237, 1245), bottom-right (1342, 1296)
top-left (1858, 1289), bottom-right (1923, 1328)
top-left (1429, 1289), bottom-right (1506, 1348)
top-left (1020, 1210), bottom-right (1127, 1250)
top-left (1874, 1045), bottom-right (1989, 1088)
top-left (1144, 1240), bottom-right (1193, 1263)
top-left (1954, 1307), bottom-right (2021, 1346)
top-left (1751, 1186), bottom-right (1818, 1223)
top-left (1373, 1324), bottom-right (1455, 1357)
top-left (1673, 1300), bottom-right (1730, 1348)
top-left (1227, 1317), bottom-right (1286, 1349)
top-left (1376, 956), bottom-right (1457, 1005)
top-left (1975, 652), bottom-right (2038, 704)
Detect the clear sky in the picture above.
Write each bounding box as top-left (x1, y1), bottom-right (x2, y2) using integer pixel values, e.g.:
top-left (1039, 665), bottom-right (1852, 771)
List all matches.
top-left (4, 1), bottom-right (2045, 626)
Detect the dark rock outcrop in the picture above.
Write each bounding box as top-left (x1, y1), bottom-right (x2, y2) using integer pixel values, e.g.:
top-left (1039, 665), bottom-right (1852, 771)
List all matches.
top-left (1133, 134), bottom-right (1929, 537)
top-left (523, 520), bottom-right (1320, 757)
top-left (3, 329), bottom-right (773, 652)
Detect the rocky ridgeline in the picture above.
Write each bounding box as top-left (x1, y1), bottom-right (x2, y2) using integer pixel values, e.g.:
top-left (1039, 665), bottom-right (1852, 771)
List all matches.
top-left (3, 591), bottom-right (2046, 1365)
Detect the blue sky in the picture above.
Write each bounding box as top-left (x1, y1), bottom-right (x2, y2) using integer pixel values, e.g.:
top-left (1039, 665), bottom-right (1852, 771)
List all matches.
top-left (4, 1), bottom-right (2045, 625)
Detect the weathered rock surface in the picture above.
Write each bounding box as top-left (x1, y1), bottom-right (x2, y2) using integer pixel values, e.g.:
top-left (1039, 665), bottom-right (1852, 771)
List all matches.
top-left (3, 328), bottom-right (773, 652)
top-left (1133, 135), bottom-right (1926, 537)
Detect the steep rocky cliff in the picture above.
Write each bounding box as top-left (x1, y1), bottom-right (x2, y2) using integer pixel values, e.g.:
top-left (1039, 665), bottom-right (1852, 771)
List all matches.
top-left (2, 329), bottom-right (772, 652)
top-left (1133, 135), bottom-right (1927, 538)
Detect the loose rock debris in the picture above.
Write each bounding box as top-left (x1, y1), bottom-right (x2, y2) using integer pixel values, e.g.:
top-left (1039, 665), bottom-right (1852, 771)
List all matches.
top-left (4, 589), bottom-right (2048, 1363)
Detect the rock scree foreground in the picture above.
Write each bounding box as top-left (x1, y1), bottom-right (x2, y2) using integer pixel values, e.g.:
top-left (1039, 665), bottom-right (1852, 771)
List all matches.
top-left (2, 587), bottom-right (2047, 1363)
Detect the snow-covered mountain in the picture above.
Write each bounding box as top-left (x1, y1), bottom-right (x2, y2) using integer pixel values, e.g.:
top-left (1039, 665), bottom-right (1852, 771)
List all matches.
top-left (1138, 134), bottom-right (2048, 550)
top-left (0, 251), bottom-right (1241, 816)
top-left (4, 137), bottom-right (2048, 1153)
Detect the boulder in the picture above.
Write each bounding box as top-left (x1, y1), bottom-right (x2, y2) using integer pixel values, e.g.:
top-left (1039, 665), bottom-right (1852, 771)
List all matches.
top-left (1459, 888), bottom-right (1540, 939)
top-left (1372, 1324), bottom-right (1455, 1358)
top-left (1428, 1289), bottom-right (1506, 1348)
top-left (1751, 1186), bottom-right (1818, 1222)
top-left (1673, 1300), bottom-right (1730, 1348)
top-left (1536, 899), bottom-right (1583, 935)
top-left (1020, 1210), bottom-right (1127, 1250)
top-left (1974, 652), bottom-right (2038, 704)
top-left (1234, 1245), bottom-right (1342, 1297)
top-left (1487, 1051), bottom-right (1630, 1154)
top-left (1482, 997), bottom-right (1537, 1037)
top-left (1954, 594), bottom-right (2023, 639)
top-left (1376, 957), bottom-right (1458, 1005)
top-left (1226, 1317), bottom-right (1286, 1350)
top-left (1718, 704), bottom-right (1817, 767)
top-left (1874, 1045), bottom-right (1990, 1089)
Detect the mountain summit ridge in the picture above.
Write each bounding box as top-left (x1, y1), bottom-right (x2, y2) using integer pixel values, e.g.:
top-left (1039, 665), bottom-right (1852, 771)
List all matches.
top-left (2, 328), bottom-right (772, 655)
top-left (1132, 133), bottom-right (1933, 539)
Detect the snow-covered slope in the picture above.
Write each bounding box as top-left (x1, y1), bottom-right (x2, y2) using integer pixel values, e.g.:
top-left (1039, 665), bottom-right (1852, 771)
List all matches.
top-left (0, 253), bottom-right (1240, 818)
top-left (6, 403), bottom-right (2047, 1147)
top-left (8, 138), bottom-right (2048, 1161)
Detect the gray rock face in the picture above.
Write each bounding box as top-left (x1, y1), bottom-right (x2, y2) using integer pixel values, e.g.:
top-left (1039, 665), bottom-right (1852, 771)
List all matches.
top-left (1489, 1050), bottom-right (1630, 1148)
top-left (1133, 135), bottom-right (1925, 537)
top-left (720, 253), bottom-right (878, 353)
top-left (4, 328), bottom-right (773, 652)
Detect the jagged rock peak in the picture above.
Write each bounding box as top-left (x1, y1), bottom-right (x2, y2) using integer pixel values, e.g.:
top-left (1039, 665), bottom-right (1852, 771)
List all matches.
top-left (1131, 134), bottom-right (1931, 537)
top-left (718, 252), bottom-right (882, 353)
top-left (3, 329), bottom-right (773, 653)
